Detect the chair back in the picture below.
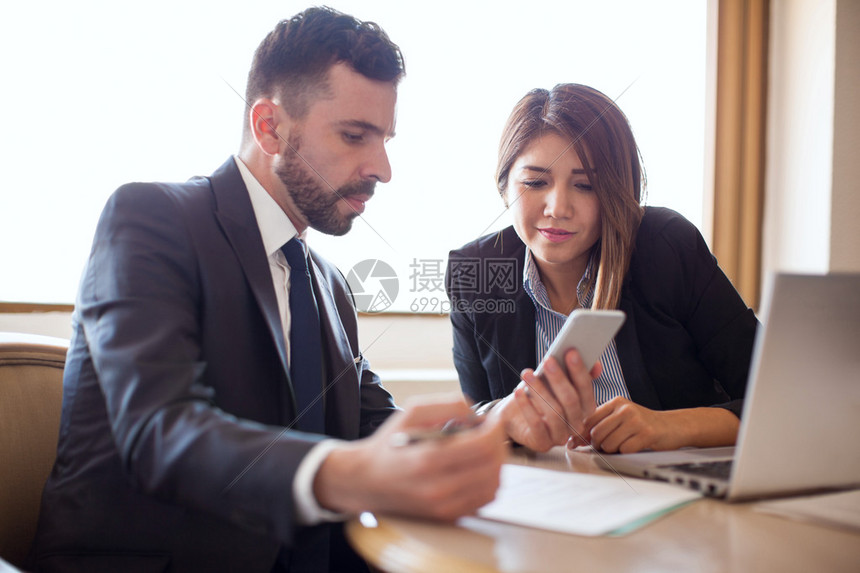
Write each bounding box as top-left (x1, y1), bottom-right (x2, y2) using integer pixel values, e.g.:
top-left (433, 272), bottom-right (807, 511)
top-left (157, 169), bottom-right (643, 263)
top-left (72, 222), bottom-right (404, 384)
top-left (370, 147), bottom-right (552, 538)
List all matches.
top-left (0, 332), bottom-right (68, 568)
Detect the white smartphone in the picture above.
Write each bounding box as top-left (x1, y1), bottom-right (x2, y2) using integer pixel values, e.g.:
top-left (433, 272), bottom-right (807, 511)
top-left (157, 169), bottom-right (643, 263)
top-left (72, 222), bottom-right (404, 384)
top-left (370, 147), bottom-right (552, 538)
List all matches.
top-left (534, 309), bottom-right (626, 378)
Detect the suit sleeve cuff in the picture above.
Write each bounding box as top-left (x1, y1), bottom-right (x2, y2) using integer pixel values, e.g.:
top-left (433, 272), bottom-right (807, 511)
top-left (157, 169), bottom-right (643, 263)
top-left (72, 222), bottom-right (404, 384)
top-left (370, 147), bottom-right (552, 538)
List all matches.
top-left (292, 439), bottom-right (349, 525)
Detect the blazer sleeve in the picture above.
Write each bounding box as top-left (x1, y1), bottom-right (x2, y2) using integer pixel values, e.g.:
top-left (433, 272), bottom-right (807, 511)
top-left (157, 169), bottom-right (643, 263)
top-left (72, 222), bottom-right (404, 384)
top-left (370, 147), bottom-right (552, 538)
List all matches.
top-left (356, 358), bottom-right (397, 436)
top-left (646, 213), bottom-right (758, 417)
top-left (78, 183), bottom-right (320, 545)
top-left (445, 249), bottom-right (494, 406)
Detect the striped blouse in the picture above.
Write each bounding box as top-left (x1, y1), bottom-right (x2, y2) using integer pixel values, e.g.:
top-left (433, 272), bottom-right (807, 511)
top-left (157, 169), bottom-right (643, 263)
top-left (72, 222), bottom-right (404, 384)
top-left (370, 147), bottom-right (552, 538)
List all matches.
top-left (522, 250), bottom-right (630, 405)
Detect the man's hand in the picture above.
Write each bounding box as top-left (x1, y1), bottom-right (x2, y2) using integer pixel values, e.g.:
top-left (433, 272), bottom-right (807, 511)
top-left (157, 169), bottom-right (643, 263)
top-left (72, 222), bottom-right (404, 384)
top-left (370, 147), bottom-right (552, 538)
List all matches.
top-left (493, 349), bottom-right (601, 452)
top-left (582, 397), bottom-right (741, 453)
top-left (313, 398), bottom-right (508, 521)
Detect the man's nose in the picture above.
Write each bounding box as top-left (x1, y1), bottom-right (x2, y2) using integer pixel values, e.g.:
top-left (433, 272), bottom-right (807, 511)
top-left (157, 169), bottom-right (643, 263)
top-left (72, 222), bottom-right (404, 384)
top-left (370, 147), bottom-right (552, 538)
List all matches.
top-left (360, 145), bottom-right (392, 183)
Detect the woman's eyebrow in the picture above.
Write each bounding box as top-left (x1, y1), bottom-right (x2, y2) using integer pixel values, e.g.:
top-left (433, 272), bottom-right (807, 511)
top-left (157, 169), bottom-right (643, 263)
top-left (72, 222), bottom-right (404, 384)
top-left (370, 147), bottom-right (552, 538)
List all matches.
top-left (519, 165), bottom-right (550, 173)
top-left (518, 165), bottom-right (591, 175)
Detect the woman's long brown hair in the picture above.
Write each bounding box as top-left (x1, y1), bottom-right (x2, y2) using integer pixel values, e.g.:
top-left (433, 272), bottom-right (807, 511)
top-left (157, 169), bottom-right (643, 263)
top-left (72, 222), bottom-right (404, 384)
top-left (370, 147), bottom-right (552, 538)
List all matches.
top-left (496, 84), bottom-right (645, 309)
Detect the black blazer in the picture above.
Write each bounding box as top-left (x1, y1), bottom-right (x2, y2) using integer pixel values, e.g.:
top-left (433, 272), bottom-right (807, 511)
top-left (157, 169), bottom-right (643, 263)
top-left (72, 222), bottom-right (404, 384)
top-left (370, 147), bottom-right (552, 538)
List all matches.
top-left (31, 158), bottom-right (397, 572)
top-left (446, 207), bottom-right (757, 418)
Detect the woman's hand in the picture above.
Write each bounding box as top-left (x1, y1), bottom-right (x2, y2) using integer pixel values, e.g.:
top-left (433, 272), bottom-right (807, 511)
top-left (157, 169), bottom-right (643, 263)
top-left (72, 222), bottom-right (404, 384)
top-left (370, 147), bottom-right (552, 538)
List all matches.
top-left (581, 397), bottom-right (741, 453)
top-left (490, 349), bottom-right (602, 452)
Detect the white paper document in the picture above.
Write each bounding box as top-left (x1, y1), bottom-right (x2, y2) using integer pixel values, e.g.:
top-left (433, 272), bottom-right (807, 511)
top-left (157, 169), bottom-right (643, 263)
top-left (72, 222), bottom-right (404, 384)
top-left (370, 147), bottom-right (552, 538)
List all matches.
top-left (477, 464), bottom-right (701, 536)
top-left (754, 488), bottom-right (860, 532)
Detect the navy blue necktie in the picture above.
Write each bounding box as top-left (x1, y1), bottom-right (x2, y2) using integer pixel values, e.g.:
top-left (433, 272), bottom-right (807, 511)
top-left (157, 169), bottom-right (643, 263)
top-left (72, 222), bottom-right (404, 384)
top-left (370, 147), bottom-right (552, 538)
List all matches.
top-left (281, 238), bottom-right (325, 434)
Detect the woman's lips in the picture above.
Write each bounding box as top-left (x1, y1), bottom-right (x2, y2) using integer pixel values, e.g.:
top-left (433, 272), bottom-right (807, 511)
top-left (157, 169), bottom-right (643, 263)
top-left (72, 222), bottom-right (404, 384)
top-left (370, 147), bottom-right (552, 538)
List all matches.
top-left (538, 227), bottom-right (574, 243)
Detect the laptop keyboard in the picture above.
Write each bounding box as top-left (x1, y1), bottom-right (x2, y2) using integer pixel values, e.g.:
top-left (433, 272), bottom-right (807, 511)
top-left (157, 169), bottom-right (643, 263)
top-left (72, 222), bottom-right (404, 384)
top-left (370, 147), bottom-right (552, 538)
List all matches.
top-left (660, 460), bottom-right (734, 480)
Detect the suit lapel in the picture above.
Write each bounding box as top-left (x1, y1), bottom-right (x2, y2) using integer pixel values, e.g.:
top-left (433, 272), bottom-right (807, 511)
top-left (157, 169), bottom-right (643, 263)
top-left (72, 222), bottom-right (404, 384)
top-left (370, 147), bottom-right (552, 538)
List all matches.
top-left (480, 288), bottom-right (536, 396)
top-left (474, 227), bottom-right (536, 397)
top-left (208, 158), bottom-right (289, 375)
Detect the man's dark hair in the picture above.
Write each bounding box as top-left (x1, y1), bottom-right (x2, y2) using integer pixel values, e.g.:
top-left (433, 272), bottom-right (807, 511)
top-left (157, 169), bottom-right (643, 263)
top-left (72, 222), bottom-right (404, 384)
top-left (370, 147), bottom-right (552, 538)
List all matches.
top-left (245, 6), bottom-right (405, 119)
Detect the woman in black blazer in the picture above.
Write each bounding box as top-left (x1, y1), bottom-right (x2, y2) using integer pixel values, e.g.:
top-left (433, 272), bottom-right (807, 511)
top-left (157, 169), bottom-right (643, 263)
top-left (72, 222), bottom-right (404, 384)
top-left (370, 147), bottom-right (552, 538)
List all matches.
top-left (446, 84), bottom-right (758, 454)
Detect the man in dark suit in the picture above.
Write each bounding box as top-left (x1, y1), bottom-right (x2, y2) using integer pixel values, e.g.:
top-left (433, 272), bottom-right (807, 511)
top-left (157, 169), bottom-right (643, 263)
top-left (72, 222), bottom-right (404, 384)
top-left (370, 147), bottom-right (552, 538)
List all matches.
top-left (31, 7), bottom-right (506, 573)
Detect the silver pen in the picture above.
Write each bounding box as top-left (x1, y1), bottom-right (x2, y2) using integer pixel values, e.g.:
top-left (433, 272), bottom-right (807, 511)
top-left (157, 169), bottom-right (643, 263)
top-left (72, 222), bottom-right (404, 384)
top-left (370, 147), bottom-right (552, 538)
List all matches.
top-left (389, 415), bottom-right (482, 447)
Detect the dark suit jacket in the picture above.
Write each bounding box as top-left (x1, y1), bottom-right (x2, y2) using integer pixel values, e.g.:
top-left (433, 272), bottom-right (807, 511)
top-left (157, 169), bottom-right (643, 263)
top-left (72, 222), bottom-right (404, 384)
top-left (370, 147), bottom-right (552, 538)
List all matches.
top-left (446, 207), bottom-right (757, 418)
top-left (31, 158), bottom-right (397, 572)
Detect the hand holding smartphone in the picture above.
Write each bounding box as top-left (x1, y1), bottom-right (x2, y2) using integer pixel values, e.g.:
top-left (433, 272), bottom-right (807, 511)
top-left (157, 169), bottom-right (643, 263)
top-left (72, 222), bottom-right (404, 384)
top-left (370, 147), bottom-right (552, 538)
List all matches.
top-left (534, 309), bottom-right (626, 379)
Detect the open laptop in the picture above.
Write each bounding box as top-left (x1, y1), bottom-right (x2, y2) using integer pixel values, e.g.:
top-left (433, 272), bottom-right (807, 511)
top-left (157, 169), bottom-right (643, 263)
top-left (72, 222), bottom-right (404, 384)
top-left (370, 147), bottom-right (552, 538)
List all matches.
top-left (596, 272), bottom-right (860, 501)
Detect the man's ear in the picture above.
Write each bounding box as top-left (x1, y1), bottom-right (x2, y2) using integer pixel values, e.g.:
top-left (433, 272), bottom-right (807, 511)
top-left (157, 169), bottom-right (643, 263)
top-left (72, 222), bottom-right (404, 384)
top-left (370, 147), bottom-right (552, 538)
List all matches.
top-left (249, 98), bottom-right (286, 156)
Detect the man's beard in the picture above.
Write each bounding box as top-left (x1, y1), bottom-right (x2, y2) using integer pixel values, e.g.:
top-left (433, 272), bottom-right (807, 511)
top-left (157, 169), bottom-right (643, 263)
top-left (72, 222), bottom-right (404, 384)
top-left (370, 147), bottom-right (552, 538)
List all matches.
top-left (275, 146), bottom-right (376, 236)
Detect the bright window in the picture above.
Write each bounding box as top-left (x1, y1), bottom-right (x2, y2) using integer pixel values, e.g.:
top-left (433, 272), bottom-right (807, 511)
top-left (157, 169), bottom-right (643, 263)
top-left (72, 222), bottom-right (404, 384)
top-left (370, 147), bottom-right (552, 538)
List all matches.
top-left (0, 1), bottom-right (706, 309)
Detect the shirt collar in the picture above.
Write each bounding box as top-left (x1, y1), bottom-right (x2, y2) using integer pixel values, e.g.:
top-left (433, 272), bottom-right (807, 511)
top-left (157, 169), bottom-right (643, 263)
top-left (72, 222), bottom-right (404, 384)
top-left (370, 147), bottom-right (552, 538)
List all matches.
top-left (522, 248), bottom-right (596, 314)
top-left (233, 156), bottom-right (303, 257)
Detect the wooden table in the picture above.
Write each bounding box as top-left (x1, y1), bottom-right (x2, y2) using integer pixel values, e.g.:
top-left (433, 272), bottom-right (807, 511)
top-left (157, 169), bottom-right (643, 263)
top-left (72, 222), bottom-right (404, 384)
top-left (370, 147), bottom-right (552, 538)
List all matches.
top-left (346, 447), bottom-right (860, 573)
